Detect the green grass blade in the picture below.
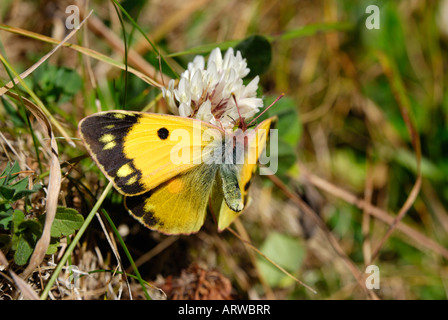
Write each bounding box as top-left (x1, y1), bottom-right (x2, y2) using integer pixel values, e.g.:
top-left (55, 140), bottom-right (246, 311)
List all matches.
top-left (100, 208), bottom-right (151, 300)
top-left (40, 182), bottom-right (113, 300)
top-left (110, 0), bottom-right (178, 79)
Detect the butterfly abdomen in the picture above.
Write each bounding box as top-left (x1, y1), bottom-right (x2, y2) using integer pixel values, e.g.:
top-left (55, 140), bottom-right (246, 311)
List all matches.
top-left (219, 164), bottom-right (244, 212)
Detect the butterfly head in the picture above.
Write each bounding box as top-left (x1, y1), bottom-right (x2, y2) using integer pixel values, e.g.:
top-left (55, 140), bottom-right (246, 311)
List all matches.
top-left (231, 92), bottom-right (284, 133)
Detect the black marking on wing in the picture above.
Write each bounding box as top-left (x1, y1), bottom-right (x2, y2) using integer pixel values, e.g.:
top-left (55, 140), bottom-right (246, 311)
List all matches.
top-left (79, 112), bottom-right (146, 195)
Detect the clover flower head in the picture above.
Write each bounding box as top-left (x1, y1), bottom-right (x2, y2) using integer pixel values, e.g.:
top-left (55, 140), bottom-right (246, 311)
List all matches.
top-left (162, 47), bottom-right (263, 130)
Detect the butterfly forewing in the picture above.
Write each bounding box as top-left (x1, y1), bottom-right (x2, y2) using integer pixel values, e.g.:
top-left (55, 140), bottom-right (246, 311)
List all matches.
top-left (79, 111), bottom-right (223, 196)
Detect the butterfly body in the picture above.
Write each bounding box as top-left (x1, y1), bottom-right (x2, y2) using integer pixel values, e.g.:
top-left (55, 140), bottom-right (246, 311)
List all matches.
top-left (79, 110), bottom-right (275, 235)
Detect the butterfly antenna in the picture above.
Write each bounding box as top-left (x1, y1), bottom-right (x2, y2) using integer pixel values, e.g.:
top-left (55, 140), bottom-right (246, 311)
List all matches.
top-left (247, 93), bottom-right (285, 127)
top-left (216, 118), bottom-right (225, 131)
top-left (231, 93), bottom-right (247, 131)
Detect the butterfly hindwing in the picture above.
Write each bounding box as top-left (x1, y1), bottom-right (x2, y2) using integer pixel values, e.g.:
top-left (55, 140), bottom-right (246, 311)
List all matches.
top-left (79, 111), bottom-right (222, 196)
top-left (125, 164), bottom-right (219, 235)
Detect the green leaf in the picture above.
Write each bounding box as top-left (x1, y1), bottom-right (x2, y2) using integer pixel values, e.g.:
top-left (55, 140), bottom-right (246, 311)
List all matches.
top-left (46, 207), bottom-right (85, 238)
top-left (0, 161), bottom-right (20, 187)
top-left (11, 209), bottom-right (25, 236)
top-left (11, 176), bottom-right (29, 193)
top-left (0, 234), bottom-right (11, 250)
top-left (12, 183), bottom-right (42, 201)
top-left (14, 235), bottom-right (34, 265)
top-left (17, 219), bottom-right (42, 235)
top-left (13, 219), bottom-right (42, 266)
top-left (0, 162), bottom-right (11, 186)
top-left (0, 208), bottom-right (14, 230)
top-left (235, 35), bottom-right (272, 77)
top-left (0, 185), bottom-right (16, 200)
top-left (1, 96), bottom-right (26, 127)
top-left (9, 161), bottom-right (21, 178)
top-left (276, 140), bottom-right (298, 178)
top-left (55, 68), bottom-right (82, 95)
top-left (257, 95), bottom-right (302, 179)
top-left (259, 95), bottom-right (302, 146)
top-left (0, 162), bottom-right (37, 200)
top-left (0, 162), bottom-right (41, 202)
top-left (257, 232), bottom-right (305, 287)
top-left (393, 148), bottom-right (443, 181)
top-left (46, 238), bottom-right (60, 255)
top-left (0, 169), bottom-right (41, 201)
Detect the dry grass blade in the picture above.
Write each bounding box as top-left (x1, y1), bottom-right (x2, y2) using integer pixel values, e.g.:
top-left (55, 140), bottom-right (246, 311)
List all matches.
top-left (9, 271), bottom-right (40, 300)
top-left (209, 234), bottom-right (250, 292)
top-left (0, 11), bottom-right (92, 95)
top-left (0, 10), bottom-right (93, 147)
top-left (226, 226), bottom-right (317, 295)
top-left (0, 24), bottom-right (162, 88)
top-left (2, 91), bottom-right (61, 279)
top-left (266, 173), bottom-right (378, 299)
top-left (302, 169), bottom-right (448, 259)
top-left (94, 212), bottom-right (130, 299)
top-left (0, 130), bottom-right (29, 170)
top-left (0, 11), bottom-right (95, 278)
top-left (135, 0), bottom-right (210, 49)
top-left (130, 236), bottom-right (179, 270)
top-left (0, 249), bottom-right (39, 300)
top-left (1, 0), bottom-right (442, 301)
top-left (87, 15), bottom-right (170, 87)
top-left (362, 156), bottom-right (374, 266)
top-left (370, 51), bottom-right (423, 262)
top-left (233, 219), bottom-right (275, 299)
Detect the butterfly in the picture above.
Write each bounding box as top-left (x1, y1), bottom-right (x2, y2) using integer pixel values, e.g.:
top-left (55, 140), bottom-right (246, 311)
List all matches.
top-left (78, 110), bottom-right (276, 235)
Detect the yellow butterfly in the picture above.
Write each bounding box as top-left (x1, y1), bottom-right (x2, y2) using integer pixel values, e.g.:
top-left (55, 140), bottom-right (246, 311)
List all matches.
top-left (79, 110), bottom-right (276, 235)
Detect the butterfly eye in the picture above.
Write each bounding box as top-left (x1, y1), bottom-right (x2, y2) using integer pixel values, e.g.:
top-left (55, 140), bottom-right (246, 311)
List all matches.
top-left (157, 127), bottom-right (169, 140)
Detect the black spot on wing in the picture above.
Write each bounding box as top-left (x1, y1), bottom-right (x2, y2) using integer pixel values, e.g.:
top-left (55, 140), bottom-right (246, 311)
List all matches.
top-left (157, 127), bottom-right (169, 140)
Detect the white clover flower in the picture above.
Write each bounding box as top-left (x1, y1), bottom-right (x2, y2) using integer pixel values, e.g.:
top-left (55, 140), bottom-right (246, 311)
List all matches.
top-left (162, 47), bottom-right (263, 130)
